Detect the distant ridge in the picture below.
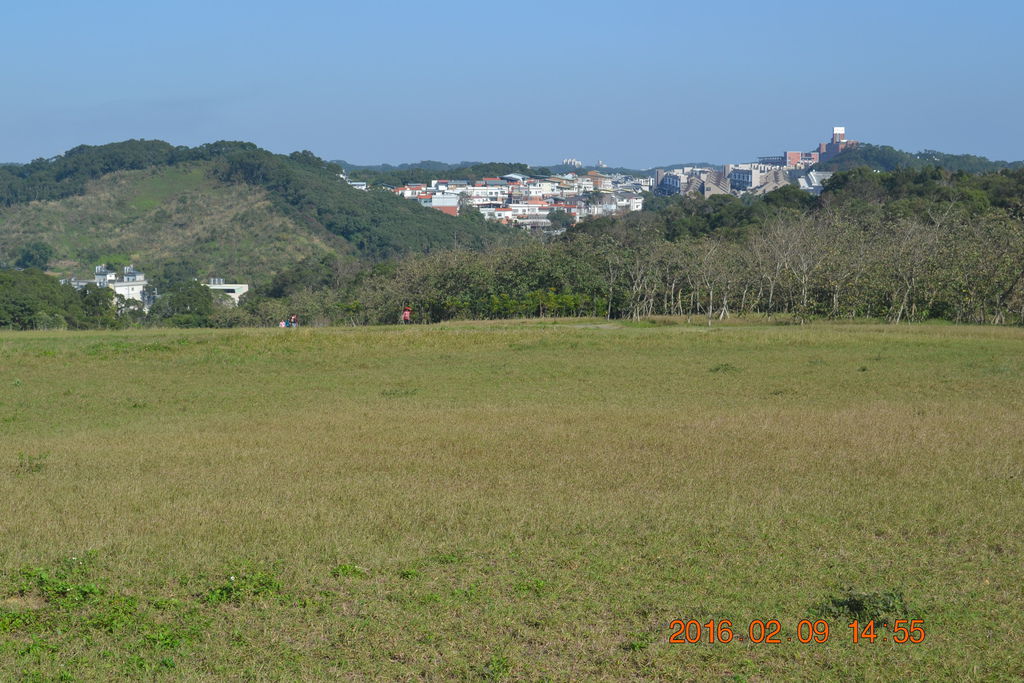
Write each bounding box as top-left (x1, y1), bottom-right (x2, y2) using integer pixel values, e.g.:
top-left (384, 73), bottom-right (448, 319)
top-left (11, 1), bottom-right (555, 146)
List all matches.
top-left (333, 159), bottom-right (724, 182)
top-left (332, 160), bottom-right (483, 173)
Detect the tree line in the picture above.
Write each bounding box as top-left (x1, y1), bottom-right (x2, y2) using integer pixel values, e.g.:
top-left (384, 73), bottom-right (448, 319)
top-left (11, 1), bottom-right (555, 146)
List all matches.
top-left (231, 212), bottom-right (1024, 326)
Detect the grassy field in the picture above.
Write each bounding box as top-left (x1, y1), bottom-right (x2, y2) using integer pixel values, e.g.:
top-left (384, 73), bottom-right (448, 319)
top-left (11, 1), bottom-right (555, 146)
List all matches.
top-left (1, 320), bottom-right (1022, 680)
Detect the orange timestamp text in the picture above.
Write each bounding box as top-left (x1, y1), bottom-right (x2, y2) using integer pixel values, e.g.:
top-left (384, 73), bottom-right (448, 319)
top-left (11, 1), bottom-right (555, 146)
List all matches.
top-left (669, 619), bottom-right (926, 644)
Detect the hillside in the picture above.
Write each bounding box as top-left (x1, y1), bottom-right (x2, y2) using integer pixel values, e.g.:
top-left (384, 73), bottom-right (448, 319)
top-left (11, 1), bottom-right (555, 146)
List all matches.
top-left (0, 164), bottom-right (346, 287)
top-left (0, 141), bottom-right (511, 285)
top-left (815, 142), bottom-right (1024, 173)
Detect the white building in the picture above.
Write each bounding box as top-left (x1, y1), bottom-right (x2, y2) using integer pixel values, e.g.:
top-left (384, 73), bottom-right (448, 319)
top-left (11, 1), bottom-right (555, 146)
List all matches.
top-left (67, 265), bottom-right (148, 304)
top-left (204, 278), bottom-right (250, 305)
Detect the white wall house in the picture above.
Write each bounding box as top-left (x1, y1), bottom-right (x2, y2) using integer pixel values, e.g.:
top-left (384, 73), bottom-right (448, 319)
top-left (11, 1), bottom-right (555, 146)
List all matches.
top-left (67, 265), bottom-right (148, 305)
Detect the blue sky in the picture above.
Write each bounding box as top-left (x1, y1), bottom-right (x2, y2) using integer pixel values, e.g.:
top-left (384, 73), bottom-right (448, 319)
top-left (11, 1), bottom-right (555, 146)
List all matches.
top-left (3, 0), bottom-right (1022, 167)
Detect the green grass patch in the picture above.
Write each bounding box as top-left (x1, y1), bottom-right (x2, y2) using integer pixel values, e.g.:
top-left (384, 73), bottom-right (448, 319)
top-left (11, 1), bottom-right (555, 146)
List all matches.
top-left (126, 166), bottom-right (208, 213)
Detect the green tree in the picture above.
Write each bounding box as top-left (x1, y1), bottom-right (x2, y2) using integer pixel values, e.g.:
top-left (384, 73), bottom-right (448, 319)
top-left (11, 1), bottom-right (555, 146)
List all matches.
top-left (78, 285), bottom-right (120, 328)
top-left (547, 209), bottom-right (573, 232)
top-left (15, 241), bottom-right (54, 270)
top-left (149, 280), bottom-right (214, 326)
top-left (0, 269), bottom-right (88, 329)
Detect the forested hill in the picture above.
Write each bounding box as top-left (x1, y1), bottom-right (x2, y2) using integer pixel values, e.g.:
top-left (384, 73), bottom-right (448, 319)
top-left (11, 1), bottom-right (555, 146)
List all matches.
top-left (815, 143), bottom-right (1024, 173)
top-left (0, 140), bottom-right (510, 283)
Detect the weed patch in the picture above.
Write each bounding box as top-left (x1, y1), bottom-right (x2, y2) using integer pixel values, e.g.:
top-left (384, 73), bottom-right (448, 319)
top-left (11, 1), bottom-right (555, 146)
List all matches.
top-left (480, 654), bottom-right (512, 680)
top-left (330, 564), bottom-right (368, 579)
top-left (380, 387), bottom-right (419, 398)
top-left (203, 571), bottom-right (283, 605)
top-left (809, 588), bottom-right (914, 623)
top-left (709, 363), bottom-right (739, 373)
top-left (14, 453), bottom-right (49, 475)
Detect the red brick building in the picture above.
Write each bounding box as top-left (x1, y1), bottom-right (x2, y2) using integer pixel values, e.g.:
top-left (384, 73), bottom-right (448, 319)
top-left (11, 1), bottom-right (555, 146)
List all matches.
top-left (817, 126), bottom-right (858, 163)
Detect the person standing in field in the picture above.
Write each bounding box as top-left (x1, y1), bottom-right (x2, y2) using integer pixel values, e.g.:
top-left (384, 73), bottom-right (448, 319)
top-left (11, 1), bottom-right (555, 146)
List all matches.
top-left (289, 314), bottom-right (298, 328)
top-left (402, 306), bottom-right (412, 324)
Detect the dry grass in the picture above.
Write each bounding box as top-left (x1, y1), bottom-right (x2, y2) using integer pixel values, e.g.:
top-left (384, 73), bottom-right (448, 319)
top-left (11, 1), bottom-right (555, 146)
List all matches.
top-left (1, 320), bottom-right (1022, 679)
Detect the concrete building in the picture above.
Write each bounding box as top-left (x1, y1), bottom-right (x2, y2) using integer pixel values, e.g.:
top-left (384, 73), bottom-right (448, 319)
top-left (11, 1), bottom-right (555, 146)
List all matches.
top-left (204, 278), bottom-right (250, 305)
top-left (727, 166), bottom-right (761, 192)
top-left (798, 170), bottom-right (834, 195)
top-left (786, 150), bottom-right (820, 167)
top-left (417, 192), bottom-right (460, 216)
top-left (655, 167), bottom-right (723, 197)
top-left (585, 170), bottom-right (613, 190)
top-left (759, 151), bottom-right (820, 168)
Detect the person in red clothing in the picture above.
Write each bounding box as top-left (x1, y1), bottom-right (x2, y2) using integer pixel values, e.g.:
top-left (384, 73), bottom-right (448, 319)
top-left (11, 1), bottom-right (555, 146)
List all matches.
top-left (402, 306), bottom-right (412, 324)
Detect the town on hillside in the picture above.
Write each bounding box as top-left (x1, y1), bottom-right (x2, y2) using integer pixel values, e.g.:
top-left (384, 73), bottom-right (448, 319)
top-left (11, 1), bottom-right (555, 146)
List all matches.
top-left (655, 126), bottom-right (856, 199)
top-left (343, 127), bottom-right (856, 234)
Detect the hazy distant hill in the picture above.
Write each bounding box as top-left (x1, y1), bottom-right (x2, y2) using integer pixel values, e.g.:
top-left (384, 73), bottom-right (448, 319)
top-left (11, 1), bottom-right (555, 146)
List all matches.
top-left (332, 160), bottom-right (483, 173)
top-left (815, 143), bottom-right (1024, 173)
top-left (334, 158), bottom-right (723, 184)
top-left (340, 161), bottom-right (538, 187)
top-left (0, 141), bottom-right (509, 285)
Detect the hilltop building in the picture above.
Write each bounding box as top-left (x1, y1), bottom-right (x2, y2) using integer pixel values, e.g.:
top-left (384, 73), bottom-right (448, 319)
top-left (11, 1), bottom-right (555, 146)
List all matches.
top-left (757, 126), bottom-right (857, 169)
top-left (817, 126), bottom-right (858, 163)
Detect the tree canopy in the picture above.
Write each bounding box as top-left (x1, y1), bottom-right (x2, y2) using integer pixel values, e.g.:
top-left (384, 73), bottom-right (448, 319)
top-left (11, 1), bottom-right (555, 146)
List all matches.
top-left (815, 143), bottom-right (1024, 173)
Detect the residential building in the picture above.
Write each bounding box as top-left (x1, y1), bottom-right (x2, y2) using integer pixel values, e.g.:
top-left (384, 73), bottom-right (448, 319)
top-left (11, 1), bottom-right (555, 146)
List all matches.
top-left (66, 265), bottom-right (149, 306)
top-left (586, 170), bottom-right (613, 191)
top-left (390, 167), bottom-right (647, 227)
top-left (415, 191), bottom-right (461, 216)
